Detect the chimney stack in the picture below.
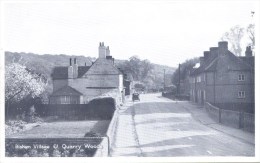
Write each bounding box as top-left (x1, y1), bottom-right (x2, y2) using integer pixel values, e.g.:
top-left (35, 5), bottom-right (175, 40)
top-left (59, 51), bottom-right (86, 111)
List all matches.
top-left (218, 41), bottom-right (228, 56)
top-left (98, 42), bottom-right (106, 58)
top-left (203, 51), bottom-right (210, 60)
top-left (245, 46), bottom-right (253, 57)
top-left (209, 47), bottom-right (218, 57)
top-left (70, 58), bottom-right (72, 66)
top-left (218, 41), bottom-right (228, 49)
top-left (73, 58), bottom-right (78, 78)
top-left (199, 57), bottom-right (205, 66)
top-left (68, 58), bottom-right (73, 78)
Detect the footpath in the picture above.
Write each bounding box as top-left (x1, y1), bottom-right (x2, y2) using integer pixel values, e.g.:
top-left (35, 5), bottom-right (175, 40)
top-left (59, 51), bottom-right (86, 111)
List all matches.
top-left (110, 96), bottom-right (142, 157)
top-left (177, 101), bottom-right (255, 145)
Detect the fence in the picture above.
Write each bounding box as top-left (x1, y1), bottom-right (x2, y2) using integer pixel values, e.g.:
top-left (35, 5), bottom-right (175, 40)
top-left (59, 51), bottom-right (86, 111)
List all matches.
top-left (34, 98), bottom-right (116, 121)
top-left (205, 102), bottom-right (255, 132)
top-left (214, 103), bottom-right (255, 114)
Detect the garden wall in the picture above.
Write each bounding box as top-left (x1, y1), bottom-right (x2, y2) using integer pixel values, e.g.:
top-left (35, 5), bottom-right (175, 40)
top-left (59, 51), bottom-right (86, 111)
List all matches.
top-left (205, 102), bottom-right (255, 132)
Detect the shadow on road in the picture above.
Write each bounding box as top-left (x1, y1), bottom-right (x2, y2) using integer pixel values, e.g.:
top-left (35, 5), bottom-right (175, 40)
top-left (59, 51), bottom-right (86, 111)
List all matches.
top-left (133, 102), bottom-right (188, 115)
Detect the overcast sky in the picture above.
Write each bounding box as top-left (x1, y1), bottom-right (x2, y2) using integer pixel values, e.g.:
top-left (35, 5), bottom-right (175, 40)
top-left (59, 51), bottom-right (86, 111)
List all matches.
top-left (3, 0), bottom-right (258, 67)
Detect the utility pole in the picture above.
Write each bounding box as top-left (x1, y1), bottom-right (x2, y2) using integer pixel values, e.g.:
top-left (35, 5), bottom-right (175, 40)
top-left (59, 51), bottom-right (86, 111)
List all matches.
top-left (178, 64), bottom-right (181, 94)
top-left (163, 69), bottom-right (166, 91)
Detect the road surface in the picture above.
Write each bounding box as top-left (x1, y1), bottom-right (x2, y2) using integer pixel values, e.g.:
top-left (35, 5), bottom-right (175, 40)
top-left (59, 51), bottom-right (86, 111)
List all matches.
top-left (111, 93), bottom-right (254, 157)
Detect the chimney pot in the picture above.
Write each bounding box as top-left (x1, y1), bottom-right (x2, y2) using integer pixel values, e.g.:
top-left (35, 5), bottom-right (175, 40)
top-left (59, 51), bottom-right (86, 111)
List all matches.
top-left (70, 58), bottom-right (72, 66)
top-left (74, 58), bottom-right (77, 64)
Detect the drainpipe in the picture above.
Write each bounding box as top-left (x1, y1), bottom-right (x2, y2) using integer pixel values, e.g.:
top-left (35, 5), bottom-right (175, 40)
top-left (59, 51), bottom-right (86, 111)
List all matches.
top-left (213, 71), bottom-right (216, 105)
top-left (195, 76), bottom-right (197, 103)
top-left (214, 71), bottom-right (221, 123)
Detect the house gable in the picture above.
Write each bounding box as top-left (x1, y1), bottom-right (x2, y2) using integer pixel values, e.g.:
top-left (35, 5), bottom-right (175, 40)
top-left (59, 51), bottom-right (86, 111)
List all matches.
top-left (84, 58), bottom-right (122, 76)
top-left (51, 85), bottom-right (83, 96)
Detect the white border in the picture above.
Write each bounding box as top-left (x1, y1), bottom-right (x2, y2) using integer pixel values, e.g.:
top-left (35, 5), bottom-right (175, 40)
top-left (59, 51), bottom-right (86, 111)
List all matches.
top-left (0, 0), bottom-right (259, 162)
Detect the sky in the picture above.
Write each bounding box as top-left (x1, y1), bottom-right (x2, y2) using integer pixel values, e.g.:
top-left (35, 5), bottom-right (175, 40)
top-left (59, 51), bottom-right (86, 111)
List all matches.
top-left (3, 0), bottom-right (258, 67)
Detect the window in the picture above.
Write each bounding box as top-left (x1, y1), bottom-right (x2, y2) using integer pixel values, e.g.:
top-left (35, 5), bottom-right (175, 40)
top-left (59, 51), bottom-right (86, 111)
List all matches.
top-left (60, 96), bottom-right (71, 104)
top-left (197, 76), bottom-right (201, 83)
top-left (238, 91), bottom-right (245, 98)
top-left (238, 74), bottom-right (245, 81)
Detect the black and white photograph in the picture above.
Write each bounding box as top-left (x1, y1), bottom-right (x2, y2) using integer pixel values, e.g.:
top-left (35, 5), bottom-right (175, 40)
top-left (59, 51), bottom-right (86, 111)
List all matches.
top-left (0, 0), bottom-right (259, 162)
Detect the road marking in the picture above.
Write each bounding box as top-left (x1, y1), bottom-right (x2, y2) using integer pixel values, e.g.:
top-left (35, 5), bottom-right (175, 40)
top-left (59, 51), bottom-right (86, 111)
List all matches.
top-left (188, 137), bottom-right (192, 140)
top-left (177, 129), bottom-right (180, 131)
top-left (207, 150), bottom-right (212, 155)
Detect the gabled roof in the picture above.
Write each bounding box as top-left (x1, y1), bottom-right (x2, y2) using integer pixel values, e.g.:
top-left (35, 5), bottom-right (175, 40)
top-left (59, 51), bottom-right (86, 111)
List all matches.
top-left (78, 66), bottom-right (91, 77)
top-left (205, 51), bottom-right (253, 72)
top-left (190, 53), bottom-right (217, 76)
top-left (85, 58), bottom-right (123, 75)
top-left (191, 50), bottom-right (254, 76)
top-left (51, 85), bottom-right (83, 96)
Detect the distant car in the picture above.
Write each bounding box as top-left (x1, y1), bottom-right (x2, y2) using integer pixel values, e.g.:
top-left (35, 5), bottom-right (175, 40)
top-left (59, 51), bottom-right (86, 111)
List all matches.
top-left (132, 93), bottom-right (140, 102)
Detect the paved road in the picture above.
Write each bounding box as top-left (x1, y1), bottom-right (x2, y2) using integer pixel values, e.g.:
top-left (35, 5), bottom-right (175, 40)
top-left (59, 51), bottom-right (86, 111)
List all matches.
top-left (111, 93), bottom-right (254, 157)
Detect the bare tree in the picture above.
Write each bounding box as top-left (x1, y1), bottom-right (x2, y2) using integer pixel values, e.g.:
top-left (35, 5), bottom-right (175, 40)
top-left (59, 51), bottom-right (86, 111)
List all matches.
top-left (221, 25), bottom-right (244, 56)
top-left (247, 24), bottom-right (255, 51)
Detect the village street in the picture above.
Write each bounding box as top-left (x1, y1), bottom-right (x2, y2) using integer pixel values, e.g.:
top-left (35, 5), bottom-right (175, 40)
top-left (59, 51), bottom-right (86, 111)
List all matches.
top-left (111, 93), bottom-right (254, 157)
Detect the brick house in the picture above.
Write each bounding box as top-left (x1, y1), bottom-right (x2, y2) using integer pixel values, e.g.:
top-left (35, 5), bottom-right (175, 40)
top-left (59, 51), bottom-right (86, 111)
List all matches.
top-left (50, 42), bottom-right (126, 104)
top-left (190, 41), bottom-right (254, 112)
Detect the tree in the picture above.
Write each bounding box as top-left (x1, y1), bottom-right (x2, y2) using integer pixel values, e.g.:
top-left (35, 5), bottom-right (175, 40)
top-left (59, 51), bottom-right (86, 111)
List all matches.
top-left (247, 24), bottom-right (255, 51)
top-left (5, 63), bottom-right (46, 110)
top-left (117, 56), bottom-right (153, 82)
top-left (221, 25), bottom-right (244, 56)
top-left (172, 58), bottom-right (199, 85)
top-left (140, 59), bottom-right (154, 80)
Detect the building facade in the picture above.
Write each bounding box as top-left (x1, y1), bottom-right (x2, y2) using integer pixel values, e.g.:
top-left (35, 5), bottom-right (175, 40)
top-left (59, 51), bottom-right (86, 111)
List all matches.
top-left (50, 42), bottom-right (127, 104)
top-left (190, 41), bottom-right (254, 112)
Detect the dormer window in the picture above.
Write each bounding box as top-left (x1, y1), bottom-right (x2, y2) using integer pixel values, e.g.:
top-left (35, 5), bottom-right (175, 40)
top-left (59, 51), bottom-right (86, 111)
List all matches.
top-left (238, 74), bottom-right (245, 81)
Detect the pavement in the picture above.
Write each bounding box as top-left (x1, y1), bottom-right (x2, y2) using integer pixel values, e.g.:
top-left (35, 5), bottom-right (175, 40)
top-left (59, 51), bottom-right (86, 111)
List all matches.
top-left (111, 93), bottom-right (255, 157)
